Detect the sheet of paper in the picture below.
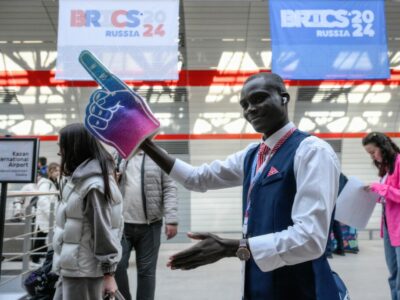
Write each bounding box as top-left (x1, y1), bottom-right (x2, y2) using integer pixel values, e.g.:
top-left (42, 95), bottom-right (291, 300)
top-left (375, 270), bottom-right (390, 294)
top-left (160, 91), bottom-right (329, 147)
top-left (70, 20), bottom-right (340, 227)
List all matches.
top-left (335, 176), bottom-right (379, 229)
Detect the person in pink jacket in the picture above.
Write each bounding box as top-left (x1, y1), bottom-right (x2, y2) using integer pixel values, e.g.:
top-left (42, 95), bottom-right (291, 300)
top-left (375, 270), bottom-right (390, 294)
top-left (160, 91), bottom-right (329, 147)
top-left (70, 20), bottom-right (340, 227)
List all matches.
top-left (363, 132), bottom-right (400, 300)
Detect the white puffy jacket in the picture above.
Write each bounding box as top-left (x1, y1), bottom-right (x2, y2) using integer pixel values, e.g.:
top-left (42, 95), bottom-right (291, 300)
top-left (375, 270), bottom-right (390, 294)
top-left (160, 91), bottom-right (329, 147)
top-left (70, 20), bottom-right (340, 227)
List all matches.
top-left (52, 159), bottom-right (123, 277)
top-left (36, 178), bottom-right (58, 233)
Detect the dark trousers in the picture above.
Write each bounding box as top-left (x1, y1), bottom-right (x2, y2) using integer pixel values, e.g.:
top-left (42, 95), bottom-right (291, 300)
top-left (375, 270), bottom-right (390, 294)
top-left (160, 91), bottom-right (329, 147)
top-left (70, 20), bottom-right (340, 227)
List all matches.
top-left (115, 221), bottom-right (162, 300)
top-left (32, 228), bottom-right (47, 263)
top-left (326, 220), bottom-right (344, 256)
top-left (332, 220), bottom-right (344, 251)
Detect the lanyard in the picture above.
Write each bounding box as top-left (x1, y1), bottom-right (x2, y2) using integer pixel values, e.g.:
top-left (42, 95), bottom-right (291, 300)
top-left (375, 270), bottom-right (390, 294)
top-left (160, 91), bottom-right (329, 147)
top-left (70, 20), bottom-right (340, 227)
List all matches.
top-left (242, 127), bottom-right (296, 237)
top-left (242, 154), bottom-right (266, 237)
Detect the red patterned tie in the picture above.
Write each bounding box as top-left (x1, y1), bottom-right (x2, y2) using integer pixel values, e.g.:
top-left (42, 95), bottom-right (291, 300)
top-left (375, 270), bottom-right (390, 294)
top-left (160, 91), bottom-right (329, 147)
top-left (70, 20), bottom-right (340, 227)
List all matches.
top-left (256, 143), bottom-right (270, 171)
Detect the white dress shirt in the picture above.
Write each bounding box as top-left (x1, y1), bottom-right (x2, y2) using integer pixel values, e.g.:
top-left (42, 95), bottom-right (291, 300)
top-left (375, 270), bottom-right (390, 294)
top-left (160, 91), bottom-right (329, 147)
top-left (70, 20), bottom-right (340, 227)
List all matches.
top-left (170, 122), bottom-right (340, 272)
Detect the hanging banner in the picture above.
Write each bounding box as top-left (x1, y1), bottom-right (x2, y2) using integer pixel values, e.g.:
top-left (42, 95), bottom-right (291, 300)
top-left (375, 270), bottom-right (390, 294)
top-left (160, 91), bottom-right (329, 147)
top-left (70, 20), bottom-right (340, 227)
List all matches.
top-left (269, 0), bottom-right (390, 79)
top-left (56, 0), bottom-right (179, 80)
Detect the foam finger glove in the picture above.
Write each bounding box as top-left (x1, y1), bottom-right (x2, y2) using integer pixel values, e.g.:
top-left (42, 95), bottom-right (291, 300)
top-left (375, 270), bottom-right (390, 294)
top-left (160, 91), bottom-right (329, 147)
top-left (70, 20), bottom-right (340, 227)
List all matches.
top-left (79, 50), bottom-right (160, 159)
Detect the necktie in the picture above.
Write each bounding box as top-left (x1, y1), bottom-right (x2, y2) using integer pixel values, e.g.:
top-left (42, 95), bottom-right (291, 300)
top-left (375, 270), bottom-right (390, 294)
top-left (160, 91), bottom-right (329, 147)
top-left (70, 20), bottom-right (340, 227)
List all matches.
top-left (256, 143), bottom-right (270, 171)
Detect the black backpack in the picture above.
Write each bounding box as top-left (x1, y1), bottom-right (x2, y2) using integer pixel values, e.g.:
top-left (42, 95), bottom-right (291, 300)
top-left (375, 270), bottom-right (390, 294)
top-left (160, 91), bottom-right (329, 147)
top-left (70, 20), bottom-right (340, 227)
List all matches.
top-left (24, 250), bottom-right (59, 299)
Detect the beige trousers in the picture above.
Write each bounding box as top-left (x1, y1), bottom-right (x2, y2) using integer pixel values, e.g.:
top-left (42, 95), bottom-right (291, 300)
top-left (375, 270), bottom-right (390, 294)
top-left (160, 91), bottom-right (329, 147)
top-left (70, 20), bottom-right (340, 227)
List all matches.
top-left (53, 276), bottom-right (103, 300)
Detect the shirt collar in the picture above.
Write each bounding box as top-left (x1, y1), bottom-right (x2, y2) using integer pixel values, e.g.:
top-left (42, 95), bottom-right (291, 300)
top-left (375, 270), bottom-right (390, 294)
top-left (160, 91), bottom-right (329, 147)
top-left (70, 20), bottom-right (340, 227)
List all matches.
top-left (262, 122), bottom-right (296, 150)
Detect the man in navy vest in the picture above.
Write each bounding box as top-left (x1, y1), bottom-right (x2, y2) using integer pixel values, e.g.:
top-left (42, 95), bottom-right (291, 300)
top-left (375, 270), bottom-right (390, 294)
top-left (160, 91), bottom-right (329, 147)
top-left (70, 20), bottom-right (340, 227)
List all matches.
top-left (140, 72), bottom-right (342, 300)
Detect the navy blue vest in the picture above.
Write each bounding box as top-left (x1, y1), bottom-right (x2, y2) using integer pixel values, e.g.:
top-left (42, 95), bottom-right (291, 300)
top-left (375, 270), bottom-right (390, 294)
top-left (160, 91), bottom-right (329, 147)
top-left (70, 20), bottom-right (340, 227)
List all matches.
top-left (242, 130), bottom-right (340, 300)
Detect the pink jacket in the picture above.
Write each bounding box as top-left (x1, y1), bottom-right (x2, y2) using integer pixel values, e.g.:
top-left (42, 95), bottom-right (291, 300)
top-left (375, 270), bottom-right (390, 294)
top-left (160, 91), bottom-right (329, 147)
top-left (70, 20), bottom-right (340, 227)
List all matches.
top-left (371, 154), bottom-right (400, 246)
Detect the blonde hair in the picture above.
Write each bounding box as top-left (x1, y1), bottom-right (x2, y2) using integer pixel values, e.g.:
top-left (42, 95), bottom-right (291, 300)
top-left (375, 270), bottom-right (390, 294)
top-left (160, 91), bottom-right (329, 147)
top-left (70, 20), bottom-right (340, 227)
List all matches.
top-left (48, 162), bottom-right (60, 174)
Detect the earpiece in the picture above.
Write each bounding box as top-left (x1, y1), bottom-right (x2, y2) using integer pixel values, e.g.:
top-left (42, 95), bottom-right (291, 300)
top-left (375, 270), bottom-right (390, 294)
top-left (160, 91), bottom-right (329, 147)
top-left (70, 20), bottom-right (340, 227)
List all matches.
top-left (282, 96), bottom-right (288, 104)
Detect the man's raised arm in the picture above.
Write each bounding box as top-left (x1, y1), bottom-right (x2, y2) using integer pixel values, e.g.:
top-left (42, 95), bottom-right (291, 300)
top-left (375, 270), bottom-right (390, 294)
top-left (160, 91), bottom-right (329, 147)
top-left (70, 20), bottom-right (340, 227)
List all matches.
top-left (140, 139), bottom-right (176, 174)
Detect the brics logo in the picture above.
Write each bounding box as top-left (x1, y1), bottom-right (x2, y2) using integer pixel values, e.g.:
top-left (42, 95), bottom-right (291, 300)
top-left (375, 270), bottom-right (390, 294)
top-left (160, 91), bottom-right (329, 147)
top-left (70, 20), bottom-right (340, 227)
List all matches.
top-left (70, 9), bottom-right (166, 37)
top-left (71, 10), bottom-right (142, 28)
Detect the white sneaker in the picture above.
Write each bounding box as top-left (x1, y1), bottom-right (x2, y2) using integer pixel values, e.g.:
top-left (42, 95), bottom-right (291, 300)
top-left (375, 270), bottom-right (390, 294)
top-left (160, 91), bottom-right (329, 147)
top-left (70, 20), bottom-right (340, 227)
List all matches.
top-left (29, 261), bottom-right (41, 269)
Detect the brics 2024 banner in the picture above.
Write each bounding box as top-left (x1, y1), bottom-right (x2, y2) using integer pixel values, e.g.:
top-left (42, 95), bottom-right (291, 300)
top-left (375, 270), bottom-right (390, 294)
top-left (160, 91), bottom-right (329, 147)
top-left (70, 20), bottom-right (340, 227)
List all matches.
top-left (56, 0), bottom-right (179, 80)
top-left (269, 0), bottom-right (390, 80)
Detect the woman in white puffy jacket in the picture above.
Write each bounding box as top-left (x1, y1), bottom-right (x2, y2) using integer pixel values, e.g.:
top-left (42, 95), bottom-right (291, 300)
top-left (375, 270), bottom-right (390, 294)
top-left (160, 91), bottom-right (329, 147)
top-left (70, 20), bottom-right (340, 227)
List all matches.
top-left (53, 123), bottom-right (123, 300)
top-left (32, 162), bottom-right (60, 263)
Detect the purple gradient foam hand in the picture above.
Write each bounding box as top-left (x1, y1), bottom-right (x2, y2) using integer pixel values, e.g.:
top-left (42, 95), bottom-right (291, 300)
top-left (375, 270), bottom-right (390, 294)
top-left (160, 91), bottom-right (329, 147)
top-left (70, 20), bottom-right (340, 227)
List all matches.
top-left (79, 50), bottom-right (160, 159)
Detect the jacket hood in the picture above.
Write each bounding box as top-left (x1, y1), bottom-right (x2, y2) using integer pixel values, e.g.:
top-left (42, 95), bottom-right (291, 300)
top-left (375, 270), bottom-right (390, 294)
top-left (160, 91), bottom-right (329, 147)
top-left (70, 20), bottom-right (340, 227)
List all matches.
top-left (71, 159), bottom-right (104, 183)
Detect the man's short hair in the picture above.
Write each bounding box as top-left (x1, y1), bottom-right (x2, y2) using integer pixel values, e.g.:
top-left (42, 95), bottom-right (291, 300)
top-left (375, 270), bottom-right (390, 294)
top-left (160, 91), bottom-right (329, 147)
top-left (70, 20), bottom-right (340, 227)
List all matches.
top-left (244, 72), bottom-right (288, 94)
top-left (38, 157), bottom-right (47, 166)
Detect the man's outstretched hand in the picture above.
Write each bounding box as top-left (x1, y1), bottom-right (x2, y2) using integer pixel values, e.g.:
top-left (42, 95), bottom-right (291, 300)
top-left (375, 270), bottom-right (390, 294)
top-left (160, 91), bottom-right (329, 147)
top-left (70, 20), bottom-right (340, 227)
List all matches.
top-left (79, 50), bottom-right (160, 159)
top-left (167, 232), bottom-right (239, 270)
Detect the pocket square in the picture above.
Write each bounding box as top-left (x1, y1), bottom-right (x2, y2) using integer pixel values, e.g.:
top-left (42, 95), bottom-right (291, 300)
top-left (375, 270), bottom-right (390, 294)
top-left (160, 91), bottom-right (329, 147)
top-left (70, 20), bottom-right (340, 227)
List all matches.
top-left (267, 166), bottom-right (279, 177)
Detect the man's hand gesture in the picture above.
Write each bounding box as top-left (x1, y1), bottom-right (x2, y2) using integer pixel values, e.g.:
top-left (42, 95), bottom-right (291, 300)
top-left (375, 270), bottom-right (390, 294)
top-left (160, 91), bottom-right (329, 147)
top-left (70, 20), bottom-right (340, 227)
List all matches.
top-left (167, 232), bottom-right (239, 270)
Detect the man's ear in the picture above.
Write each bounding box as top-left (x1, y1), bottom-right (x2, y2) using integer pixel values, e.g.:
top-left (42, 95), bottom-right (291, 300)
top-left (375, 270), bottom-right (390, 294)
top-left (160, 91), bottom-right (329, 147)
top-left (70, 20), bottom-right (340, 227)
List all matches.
top-left (281, 93), bottom-right (290, 105)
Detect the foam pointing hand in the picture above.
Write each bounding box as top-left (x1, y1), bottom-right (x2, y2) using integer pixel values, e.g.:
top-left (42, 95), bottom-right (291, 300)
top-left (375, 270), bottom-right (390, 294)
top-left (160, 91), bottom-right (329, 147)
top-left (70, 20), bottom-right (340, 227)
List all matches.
top-left (79, 50), bottom-right (160, 159)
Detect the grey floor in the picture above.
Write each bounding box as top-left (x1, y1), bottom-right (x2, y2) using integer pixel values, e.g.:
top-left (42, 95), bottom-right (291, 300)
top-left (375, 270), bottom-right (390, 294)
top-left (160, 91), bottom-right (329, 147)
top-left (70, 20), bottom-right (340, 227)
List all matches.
top-left (126, 239), bottom-right (390, 300)
top-left (0, 239), bottom-right (392, 300)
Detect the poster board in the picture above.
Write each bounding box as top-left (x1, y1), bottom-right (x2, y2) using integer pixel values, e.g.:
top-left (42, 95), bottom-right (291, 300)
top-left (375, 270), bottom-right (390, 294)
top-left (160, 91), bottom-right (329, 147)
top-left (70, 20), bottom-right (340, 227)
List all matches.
top-left (0, 138), bottom-right (39, 183)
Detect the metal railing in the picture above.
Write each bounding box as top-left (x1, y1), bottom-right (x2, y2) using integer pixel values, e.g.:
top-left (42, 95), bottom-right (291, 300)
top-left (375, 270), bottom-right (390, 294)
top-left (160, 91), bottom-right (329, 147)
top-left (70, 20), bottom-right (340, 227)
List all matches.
top-left (0, 191), bottom-right (56, 295)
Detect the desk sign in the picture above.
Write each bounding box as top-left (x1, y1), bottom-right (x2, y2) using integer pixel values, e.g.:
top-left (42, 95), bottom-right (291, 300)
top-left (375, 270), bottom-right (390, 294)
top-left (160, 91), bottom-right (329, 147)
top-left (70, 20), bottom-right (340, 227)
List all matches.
top-left (0, 138), bottom-right (39, 183)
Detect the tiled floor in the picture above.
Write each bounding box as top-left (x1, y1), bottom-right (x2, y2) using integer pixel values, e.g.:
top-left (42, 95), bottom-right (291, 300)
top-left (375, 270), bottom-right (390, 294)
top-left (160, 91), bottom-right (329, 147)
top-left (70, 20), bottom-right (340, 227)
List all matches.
top-left (134, 239), bottom-right (389, 300)
top-left (0, 239), bottom-right (391, 300)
